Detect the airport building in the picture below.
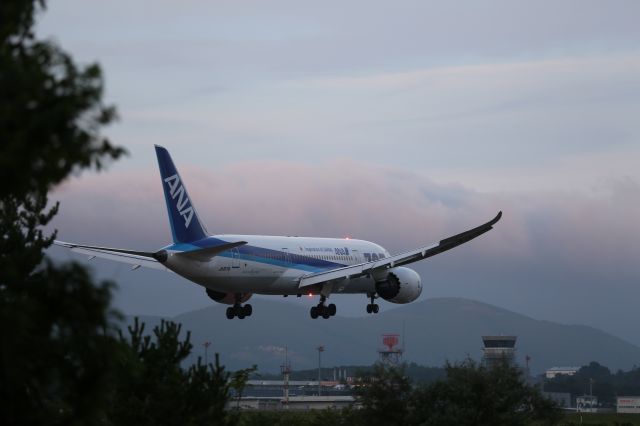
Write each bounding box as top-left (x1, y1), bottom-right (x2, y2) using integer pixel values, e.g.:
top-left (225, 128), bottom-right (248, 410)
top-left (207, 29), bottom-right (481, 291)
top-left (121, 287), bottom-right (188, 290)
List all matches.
top-left (230, 395), bottom-right (356, 411)
top-left (230, 380), bottom-right (355, 410)
top-left (241, 380), bottom-right (351, 397)
top-left (617, 397), bottom-right (640, 414)
top-left (481, 335), bottom-right (517, 368)
top-left (545, 366), bottom-right (580, 379)
top-left (576, 395), bottom-right (598, 413)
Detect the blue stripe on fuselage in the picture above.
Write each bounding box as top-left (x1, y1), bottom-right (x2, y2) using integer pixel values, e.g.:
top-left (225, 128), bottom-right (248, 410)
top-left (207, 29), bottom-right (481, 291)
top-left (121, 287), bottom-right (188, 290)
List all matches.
top-left (163, 237), bottom-right (345, 273)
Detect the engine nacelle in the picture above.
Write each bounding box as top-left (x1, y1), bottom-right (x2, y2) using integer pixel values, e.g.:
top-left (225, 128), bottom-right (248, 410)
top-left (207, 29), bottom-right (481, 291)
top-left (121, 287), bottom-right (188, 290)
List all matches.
top-left (206, 289), bottom-right (252, 305)
top-left (375, 267), bottom-right (422, 304)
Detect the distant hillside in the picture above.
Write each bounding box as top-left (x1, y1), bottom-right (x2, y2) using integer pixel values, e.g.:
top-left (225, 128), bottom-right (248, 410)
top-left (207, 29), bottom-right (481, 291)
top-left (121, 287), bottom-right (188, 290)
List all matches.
top-left (124, 297), bottom-right (640, 375)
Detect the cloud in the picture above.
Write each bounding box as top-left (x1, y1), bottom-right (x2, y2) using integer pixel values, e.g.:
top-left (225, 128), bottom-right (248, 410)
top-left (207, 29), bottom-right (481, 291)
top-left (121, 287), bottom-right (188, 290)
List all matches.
top-left (49, 159), bottom-right (639, 282)
top-left (95, 51), bottom-right (640, 201)
top-left (258, 345), bottom-right (287, 356)
top-left (50, 161), bottom-right (494, 251)
top-left (48, 160), bottom-right (640, 344)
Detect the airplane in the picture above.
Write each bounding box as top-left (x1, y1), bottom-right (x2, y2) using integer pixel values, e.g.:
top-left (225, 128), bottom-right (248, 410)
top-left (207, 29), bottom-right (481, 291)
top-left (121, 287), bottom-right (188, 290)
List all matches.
top-left (55, 146), bottom-right (502, 320)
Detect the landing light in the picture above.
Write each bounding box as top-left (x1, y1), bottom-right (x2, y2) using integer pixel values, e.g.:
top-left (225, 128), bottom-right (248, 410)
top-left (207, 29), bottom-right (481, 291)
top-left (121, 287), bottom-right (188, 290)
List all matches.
top-left (308, 292), bottom-right (313, 297)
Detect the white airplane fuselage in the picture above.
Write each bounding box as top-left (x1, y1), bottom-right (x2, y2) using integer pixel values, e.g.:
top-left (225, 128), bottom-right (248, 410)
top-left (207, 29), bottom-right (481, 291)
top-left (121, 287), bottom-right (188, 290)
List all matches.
top-left (164, 235), bottom-right (391, 295)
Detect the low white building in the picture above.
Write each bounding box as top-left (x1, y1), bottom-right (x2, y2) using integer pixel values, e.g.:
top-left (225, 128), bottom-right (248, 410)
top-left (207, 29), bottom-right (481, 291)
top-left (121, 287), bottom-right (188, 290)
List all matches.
top-left (545, 367), bottom-right (580, 379)
top-left (284, 395), bottom-right (356, 410)
top-left (576, 395), bottom-right (598, 413)
top-left (229, 395), bottom-right (356, 411)
top-left (617, 396), bottom-right (640, 414)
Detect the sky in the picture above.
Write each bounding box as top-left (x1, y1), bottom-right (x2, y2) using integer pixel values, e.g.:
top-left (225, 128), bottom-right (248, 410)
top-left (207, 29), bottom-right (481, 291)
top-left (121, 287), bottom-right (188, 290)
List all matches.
top-left (39, 1), bottom-right (640, 346)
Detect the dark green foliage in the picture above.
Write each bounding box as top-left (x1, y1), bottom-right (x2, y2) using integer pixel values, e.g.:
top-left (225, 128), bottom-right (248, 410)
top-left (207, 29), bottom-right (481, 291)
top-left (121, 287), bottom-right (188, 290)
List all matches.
top-left (562, 412), bottom-right (640, 426)
top-left (1, 1), bottom-right (125, 424)
top-left (352, 363), bottom-right (413, 426)
top-left (0, 0), bottom-right (125, 299)
top-left (349, 361), bottom-right (561, 426)
top-left (108, 318), bottom-right (234, 426)
top-left (237, 409), bottom-right (351, 426)
top-left (0, 2), bottom-right (241, 424)
top-left (403, 361), bottom-right (447, 384)
top-left (409, 359), bottom-right (561, 426)
top-left (230, 364), bottom-right (258, 409)
top-left (545, 362), bottom-right (640, 404)
top-left (0, 261), bottom-right (121, 425)
top-left (1, 2), bottom-right (245, 425)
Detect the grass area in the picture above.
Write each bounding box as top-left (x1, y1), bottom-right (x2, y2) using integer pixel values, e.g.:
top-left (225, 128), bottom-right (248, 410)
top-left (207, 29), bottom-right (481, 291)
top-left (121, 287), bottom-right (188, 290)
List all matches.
top-left (237, 409), bottom-right (343, 426)
top-left (237, 410), bottom-right (640, 426)
top-left (561, 412), bottom-right (640, 425)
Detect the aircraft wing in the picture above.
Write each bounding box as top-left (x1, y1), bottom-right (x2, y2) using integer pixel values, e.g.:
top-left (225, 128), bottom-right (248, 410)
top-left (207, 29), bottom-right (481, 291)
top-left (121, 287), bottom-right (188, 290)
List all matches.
top-left (298, 211), bottom-right (502, 288)
top-left (53, 241), bottom-right (166, 270)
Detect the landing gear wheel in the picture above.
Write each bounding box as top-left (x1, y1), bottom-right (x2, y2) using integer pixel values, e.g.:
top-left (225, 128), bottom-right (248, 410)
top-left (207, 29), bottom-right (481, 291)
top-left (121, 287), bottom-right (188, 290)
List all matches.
top-left (243, 304), bottom-right (253, 317)
top-left (322, 310), bottom-right (330, 319)
top-left (226, 307), bottom-right (234, 319)
top-left (310, 306), bottom-right (318, 319)
top-left (237, 310), bottom-right (246, 319)
top-left (366, 293), bottom-right (379, 314)
top-left (328, 303), bottom-right (336, 316)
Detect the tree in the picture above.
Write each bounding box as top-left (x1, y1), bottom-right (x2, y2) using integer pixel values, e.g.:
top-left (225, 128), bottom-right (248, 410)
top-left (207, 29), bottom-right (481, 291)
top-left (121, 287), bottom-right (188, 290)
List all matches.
top-left (1, 1), bottom-right (124, 424)
top-left (351, 363), bottom-right (413, 426)
top-left (351, 361), bottom-right (561, 426)
top-left (544, 361), bottom-right (619, 404)
top-left (409, 359), bottom-right (561, 426)
top-left (230, 364), bottom-right (258, 409)
top-left (108, 318), bottom-right (235, 426)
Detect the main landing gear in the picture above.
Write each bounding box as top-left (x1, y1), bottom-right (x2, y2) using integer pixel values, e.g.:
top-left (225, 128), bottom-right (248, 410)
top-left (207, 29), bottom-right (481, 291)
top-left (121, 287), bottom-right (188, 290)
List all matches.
top-left (226, 293), bottom-right (252, 319)
top-left (310, 296), bottom-right (336, 319)
top-left (226, 304), bottom-right (252, 319)
top-left (366, 293), bottom-right (379, 314)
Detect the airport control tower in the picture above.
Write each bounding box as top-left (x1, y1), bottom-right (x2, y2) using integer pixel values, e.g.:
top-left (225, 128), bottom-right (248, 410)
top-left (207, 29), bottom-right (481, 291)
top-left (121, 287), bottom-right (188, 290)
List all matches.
top-left (482, 335), bottom-right (517, 368)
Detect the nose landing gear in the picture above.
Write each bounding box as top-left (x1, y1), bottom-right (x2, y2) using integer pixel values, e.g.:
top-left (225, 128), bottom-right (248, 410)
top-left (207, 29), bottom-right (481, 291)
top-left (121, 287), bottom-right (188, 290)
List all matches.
top-left (366, 293), bottom-right (379, 314)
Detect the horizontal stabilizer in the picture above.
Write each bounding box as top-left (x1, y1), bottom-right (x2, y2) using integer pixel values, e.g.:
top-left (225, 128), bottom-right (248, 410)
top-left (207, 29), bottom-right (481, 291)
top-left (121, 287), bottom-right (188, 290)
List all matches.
top-left (175, 241), bottom-right (248, 261)
top-left (53, 241), bottom-right (165, 270)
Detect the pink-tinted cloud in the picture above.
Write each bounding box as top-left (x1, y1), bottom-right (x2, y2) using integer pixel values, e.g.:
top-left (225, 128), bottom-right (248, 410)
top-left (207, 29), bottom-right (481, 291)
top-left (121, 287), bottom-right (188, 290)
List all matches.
top-left (50, 160), bottom-right (639, 270)
top-left (50, 161), bottom-right (500, 251)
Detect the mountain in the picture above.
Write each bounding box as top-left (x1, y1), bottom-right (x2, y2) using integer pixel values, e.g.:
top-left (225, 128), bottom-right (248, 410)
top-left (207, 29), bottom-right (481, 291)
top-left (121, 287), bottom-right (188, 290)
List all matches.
top-left (124, 297), bottom-right (640, 375)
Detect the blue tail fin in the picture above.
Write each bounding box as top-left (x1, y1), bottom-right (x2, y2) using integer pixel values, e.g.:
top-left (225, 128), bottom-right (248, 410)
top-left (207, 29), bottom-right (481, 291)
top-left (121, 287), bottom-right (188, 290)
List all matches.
top-left (155, 145), bottom-right (208, 243)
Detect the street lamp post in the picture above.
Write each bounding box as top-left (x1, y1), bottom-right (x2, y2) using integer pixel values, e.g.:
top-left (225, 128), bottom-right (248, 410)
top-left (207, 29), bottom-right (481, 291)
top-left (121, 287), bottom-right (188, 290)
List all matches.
top-left (203, 341), bottom-right (212, 365)
top-left (317, 345), bottom-right (325, 396)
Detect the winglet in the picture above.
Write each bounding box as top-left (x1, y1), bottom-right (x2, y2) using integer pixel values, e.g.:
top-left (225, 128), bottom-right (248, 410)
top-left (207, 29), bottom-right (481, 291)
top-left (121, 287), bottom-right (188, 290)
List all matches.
top-left (488, 211), bottom-right (502, 226)
top-left (439, 211), bottom-right (502, 247)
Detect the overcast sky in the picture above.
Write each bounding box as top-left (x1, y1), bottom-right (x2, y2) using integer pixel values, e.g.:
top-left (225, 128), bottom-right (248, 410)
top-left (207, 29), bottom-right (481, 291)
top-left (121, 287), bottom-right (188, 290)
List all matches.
top-left (39, 1), bottom-right (640, 346)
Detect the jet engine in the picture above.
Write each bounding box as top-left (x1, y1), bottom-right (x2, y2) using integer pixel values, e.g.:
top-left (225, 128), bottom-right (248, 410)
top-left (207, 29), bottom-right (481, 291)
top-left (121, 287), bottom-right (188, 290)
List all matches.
top-left (206, 289), bottom-right (252, 305)
top-left (375, 267), bottom-right (422, 304)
